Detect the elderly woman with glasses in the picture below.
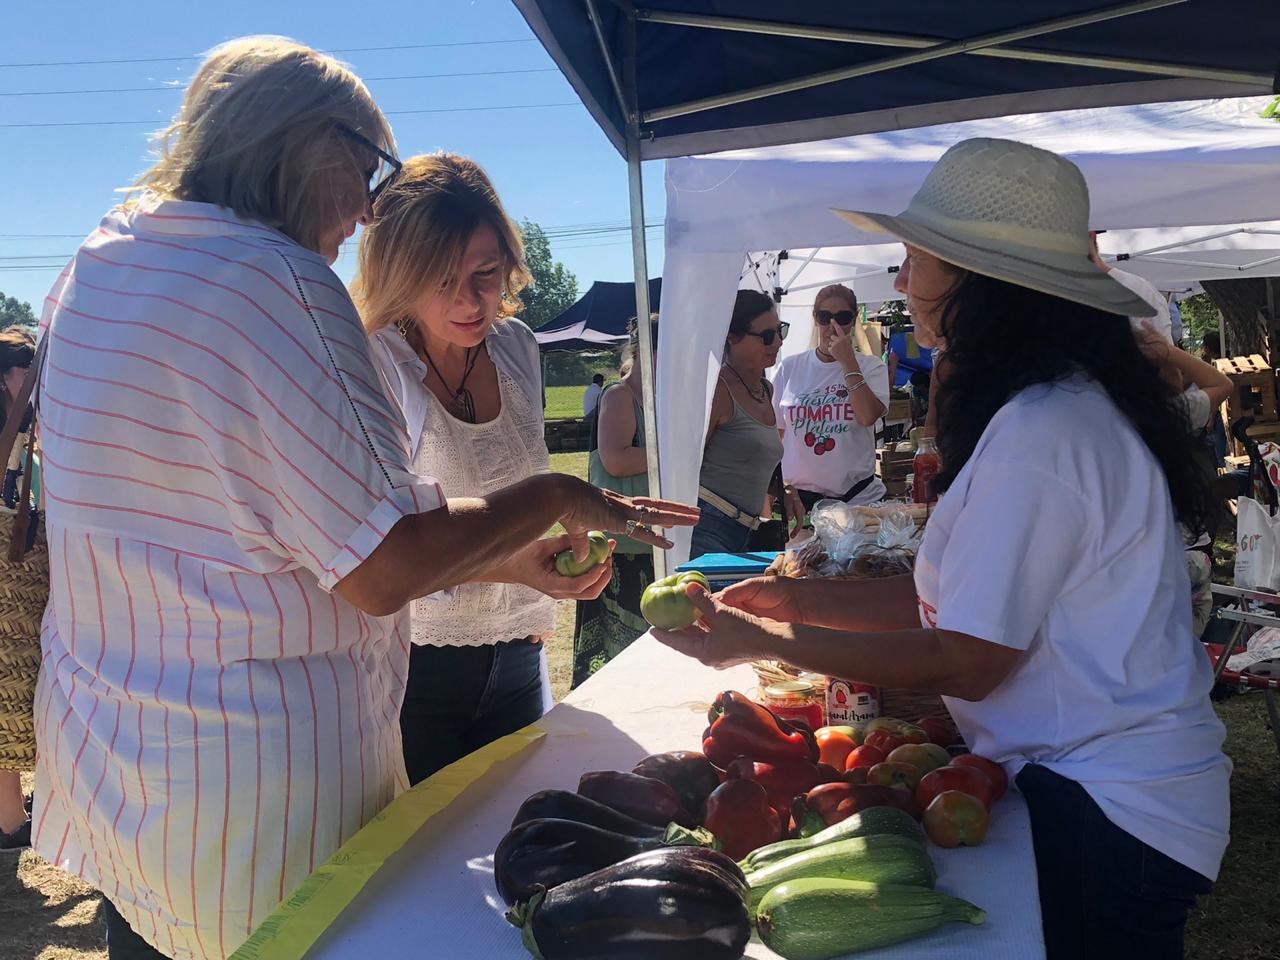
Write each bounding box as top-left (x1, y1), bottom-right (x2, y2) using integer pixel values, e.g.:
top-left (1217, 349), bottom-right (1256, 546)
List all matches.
top-left (689, 290), bottom-right (800, 558)
top-left (771, 283), bottom-right (890, 512)
top-left (32, 36), bottom-right (694, 960)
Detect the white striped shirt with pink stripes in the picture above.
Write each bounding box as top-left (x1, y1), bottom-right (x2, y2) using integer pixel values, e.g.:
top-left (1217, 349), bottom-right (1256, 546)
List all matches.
top-left (32, 197), bottom-right (445, 959)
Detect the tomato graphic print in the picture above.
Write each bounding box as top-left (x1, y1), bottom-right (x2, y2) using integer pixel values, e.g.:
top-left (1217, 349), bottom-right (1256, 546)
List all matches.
top-left (804, 432), bottom-right (816, 447)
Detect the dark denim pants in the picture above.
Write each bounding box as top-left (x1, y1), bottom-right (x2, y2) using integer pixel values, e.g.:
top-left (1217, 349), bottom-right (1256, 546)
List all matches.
top-left (1016, 763), bottom-right (1213, 960)
top-left (689, 497), bottom-right (754, 558)
top-left (102, 900), bottom-right (168, 959)
top-left (399, 638), bottom-right (544, 786)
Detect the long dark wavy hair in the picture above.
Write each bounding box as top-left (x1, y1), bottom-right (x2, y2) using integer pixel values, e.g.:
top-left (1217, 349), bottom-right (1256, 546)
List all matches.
top-left (933, 271), bottom-right (1213, 536)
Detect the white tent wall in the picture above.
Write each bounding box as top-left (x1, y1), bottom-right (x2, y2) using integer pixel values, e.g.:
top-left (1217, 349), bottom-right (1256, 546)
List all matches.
top-left (658, 98), bottom-right (1280, 565)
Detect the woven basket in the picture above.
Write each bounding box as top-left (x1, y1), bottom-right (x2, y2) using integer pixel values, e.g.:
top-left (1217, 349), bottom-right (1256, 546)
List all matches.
top-left (0, 511), bottom-right (48, 773)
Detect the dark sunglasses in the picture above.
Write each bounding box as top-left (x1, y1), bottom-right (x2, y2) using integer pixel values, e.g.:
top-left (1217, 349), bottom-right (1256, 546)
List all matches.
top-left (337, 124), bottom-right (403, 206)
top-left (742, 321), bottom-right (790, 346)
top-left (815, 309), bottom-right (856, 327)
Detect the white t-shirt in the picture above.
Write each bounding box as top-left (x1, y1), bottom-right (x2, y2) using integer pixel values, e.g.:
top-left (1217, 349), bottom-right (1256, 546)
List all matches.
top-left (771, 350), bottom-right (890, 502)
top-left (583, 381), bottom-right (603, 416)
top-left (1110, 266), bottom-right (1172, 342)
top-left (913, 376), bottom-right (1230, 881)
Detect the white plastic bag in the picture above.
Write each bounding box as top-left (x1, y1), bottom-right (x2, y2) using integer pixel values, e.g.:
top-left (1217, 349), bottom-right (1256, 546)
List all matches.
top-left (1234, 497), bottom-right (1280, 591)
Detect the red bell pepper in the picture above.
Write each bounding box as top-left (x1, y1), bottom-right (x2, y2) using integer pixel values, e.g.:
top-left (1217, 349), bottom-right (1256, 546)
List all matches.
top-left (791, 782), bottom-right (922, 837)
top-left (724, 757), bottom-right (821, 818)
top-left (703, 691), bottom-right (819, 766)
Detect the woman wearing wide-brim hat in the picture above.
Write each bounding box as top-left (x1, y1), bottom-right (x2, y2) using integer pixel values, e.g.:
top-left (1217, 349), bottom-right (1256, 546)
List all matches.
top-left (653, 137), bottom-right (1229, 959)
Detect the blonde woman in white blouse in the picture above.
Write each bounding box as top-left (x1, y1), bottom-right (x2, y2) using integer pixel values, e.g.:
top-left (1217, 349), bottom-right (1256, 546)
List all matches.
top-left (359, 153), bottom-right (614, 783)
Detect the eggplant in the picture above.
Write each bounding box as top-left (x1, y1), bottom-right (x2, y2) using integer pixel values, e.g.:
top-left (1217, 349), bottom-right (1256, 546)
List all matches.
top-left (506, 847), bottom-right (751, 960)
top-left (632, 751), bottom-right (722, 822)
top-left (577, 770), bottom-right (696, 827)
top-left (494, 818), bottom-right (661, 906)
top-left (512, 790), bottom-right (665, 838)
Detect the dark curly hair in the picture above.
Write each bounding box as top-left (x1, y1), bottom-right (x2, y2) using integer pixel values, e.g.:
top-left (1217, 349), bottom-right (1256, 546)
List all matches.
top-left (933, 271), bottom-right (1213, 536)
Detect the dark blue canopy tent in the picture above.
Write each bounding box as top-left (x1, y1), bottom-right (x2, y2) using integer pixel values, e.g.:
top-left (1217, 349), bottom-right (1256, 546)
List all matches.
top-left (512, 0), bottom-right (1278, 569)
top-left (534, 278), bottom-right (662, 352)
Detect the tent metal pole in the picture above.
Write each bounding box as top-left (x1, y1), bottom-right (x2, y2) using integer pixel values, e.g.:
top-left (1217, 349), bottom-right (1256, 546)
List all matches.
top-left (635, 8), bottom-right (1266, 91)
top-left (641, 0), bottom-right (1224, 124)
top-left (621, 9), bottom-right (667, 579)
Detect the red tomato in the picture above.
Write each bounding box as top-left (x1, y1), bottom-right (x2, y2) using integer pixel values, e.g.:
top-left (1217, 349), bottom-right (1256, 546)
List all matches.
top-left (863, 729), bottom-right (907, 755)
top-left (918, 715), bottom-right (959, 747)
top-left (815, 729), bottom-right (858, 770)
top-left (866, 760), bottom-right (921, 793)
top-left (950, 754), bottom-right (1008, 802)
top-left (843, 744), bottom-right (885, 772)
top-left (923, 790), bottom-right (989, 848)
top-left (915, 764), bottom-right (994, 811)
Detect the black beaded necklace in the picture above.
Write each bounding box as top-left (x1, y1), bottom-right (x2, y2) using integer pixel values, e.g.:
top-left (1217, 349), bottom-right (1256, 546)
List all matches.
top-left (421, 340), bottom-right (481, 424)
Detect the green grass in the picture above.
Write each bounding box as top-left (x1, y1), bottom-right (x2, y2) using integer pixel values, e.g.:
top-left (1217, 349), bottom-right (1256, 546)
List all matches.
top-left (544, 385), bottom-right (588, 421)
top-left (545, 450), bottom-right (590, 700)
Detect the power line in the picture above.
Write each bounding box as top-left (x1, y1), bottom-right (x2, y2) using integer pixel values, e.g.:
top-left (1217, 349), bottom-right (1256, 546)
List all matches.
top-left (1, 67), bottom-right (560, 98)
top-left (0, 101), bottom-right (582, 129)
top-left (0, 38), bottom-right (538, 69)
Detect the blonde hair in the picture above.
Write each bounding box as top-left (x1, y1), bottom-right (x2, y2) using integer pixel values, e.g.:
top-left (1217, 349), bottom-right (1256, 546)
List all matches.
top-left (131, 36), bottom-right (394, 255)
top-left (807, 283), bottom-right (872, 353)
top-left (353, 153), bottom-right (530, 334)
top-left (620, 313), bottom-right (660, 378)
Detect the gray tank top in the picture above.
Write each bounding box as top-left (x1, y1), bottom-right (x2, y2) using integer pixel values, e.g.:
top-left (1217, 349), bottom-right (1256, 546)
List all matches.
top-left (699, 384), bottom-right (785, 515)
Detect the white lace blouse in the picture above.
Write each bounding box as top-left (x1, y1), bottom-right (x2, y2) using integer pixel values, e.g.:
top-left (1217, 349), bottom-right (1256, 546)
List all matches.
top-left (370, 320), bottom-right (557, 646)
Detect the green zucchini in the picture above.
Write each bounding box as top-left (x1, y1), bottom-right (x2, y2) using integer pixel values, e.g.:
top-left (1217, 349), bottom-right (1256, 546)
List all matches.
top-left (739, 806), bottom-right (925, 871)
top-left (757, 878), bottom-right (985, 959)
top-left (744, 834), bottom-right (935, 909)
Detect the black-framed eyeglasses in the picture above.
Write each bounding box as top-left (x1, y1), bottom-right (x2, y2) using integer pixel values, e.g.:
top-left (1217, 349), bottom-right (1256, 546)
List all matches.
top-left (337, 124), bottom-right (402, 206)
top-left (815, 309), bottom-right (856, 327)
top-left (742, 321), bottom-right (790, 346)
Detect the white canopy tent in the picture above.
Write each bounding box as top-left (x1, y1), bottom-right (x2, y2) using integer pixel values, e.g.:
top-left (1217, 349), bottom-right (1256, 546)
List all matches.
top-left (659, 97), bottom-right (1280, 563)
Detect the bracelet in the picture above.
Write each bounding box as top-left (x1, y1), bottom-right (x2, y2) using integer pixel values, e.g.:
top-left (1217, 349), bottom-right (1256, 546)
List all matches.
top-left (843, 373), bottom-right (870, 393)
top-left (843, 371), bottom-right (865, 385)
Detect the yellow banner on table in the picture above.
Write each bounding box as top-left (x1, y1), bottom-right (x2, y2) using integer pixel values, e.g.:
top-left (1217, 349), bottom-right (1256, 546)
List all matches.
top-left (229, 724), bottom-right (546, 960)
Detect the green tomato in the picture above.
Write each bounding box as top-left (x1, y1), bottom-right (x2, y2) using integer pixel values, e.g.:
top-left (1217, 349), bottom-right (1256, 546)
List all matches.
top-left (554, 531), bottom-right (611, 577)
top-left (640, 571), bottom-right (710, 630)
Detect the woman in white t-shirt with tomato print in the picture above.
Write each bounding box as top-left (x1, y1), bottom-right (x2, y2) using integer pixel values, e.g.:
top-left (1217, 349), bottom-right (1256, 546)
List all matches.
top-left (771, 284), bottom-right (890, 511)
top-left (653, 138), bottom-right (1230, 960)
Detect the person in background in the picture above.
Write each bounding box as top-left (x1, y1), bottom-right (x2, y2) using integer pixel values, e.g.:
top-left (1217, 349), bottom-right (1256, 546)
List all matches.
top-left (657, 138), bottom-right (1229, 960)
top-left (572, 316), bottom-right (657, 686)
top-left (1135, 322), bottom-right (1232, 637)
top-left (0, 327), bottom-right (35, 852)
top-left (1200, 331), bottom-right (1228, 466)
top-left (582, 372), bottom-right (605, 417)
top-left (360, 154), bottom-right (617, 784)
top-left (772, 284), bottom-right (889, 512)
top-left (1090, 230), bottom-right (1172, 341)
top-left (1169, 294), bottom-right (1184, 345)
top-left (690, 291), bottom-right (798, 558)
top-left (32, 37), bottom-right (695, 960)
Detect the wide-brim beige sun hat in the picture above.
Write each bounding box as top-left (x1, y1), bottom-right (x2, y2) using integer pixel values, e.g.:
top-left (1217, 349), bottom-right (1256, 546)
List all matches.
top-left (834, 137), bottom-right (1155, 318)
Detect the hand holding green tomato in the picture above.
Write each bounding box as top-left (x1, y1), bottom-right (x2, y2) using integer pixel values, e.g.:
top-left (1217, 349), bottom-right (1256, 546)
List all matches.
top-left (553, 531), bottom-right (610, 577)
top-left (640, 571), bottom-right (710, 630)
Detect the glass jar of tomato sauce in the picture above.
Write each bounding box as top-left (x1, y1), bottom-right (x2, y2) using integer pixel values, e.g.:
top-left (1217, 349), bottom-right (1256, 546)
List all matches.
top-left (762, 680), bottom-right (825, 732)
top-left (912, 437), bottom-right (940, 505)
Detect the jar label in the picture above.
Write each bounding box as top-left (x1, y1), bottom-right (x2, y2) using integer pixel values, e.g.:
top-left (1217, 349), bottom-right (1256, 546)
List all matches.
top-left (826, 679), bottom-right (880, 726)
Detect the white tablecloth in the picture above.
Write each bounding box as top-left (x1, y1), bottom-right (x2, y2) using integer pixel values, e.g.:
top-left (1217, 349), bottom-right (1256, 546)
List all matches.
top-left (305, 635), bottom-right (1044, 960)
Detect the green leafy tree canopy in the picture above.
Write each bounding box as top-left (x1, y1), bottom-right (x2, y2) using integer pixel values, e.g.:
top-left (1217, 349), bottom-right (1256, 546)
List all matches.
top-left (518, 219), bottom-right (579, 330)
top-left (0, 293), bottom-right (36, 330)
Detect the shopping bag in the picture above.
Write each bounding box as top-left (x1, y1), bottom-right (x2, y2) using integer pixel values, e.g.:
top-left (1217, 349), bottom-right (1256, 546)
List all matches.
top-left (1234, 496), bottom-right (1280, 591)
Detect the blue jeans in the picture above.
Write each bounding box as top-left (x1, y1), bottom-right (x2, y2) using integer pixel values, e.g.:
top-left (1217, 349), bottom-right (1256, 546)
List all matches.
top-left (689, 498), bottom-right (753, 559)
top-left (399, 638), bottom-right (544, 785)
top-left (1016, 764), bottom-right (1212, 960)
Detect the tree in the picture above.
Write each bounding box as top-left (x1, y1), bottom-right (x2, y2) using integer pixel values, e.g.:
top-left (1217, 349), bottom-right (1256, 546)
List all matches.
top-left (1178, 293), bottom-right (1220, 346)
top-left (1203, 278), bottom-right (1274, 358)
top-left (518, 220), bottom-right (579, 330)
top-left (0, 293), bottom-right (36, 330)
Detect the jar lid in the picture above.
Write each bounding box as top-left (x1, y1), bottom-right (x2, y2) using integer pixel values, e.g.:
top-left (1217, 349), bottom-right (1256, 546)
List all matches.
top-left (765, 679), bottom-right (815, 701)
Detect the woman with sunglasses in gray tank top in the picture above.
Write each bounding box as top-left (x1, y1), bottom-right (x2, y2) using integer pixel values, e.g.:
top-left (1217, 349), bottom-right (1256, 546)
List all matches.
top-left (690, 290), bottom-right (802, 558)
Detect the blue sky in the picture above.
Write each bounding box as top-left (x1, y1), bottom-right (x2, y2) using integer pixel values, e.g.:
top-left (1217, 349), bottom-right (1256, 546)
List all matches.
top-left (0, 0), bottom-right (665, 312)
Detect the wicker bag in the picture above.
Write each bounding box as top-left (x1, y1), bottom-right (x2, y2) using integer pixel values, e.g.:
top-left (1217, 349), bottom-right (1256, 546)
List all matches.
top-left (0, 337), bottom-right (49, 773)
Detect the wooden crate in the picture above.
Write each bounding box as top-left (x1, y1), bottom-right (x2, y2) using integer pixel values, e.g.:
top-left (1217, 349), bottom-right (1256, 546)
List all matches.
top-left (1215, 355), bottom-right (1278, 426)
top-left (877, 446), bottom-right (914, 482)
